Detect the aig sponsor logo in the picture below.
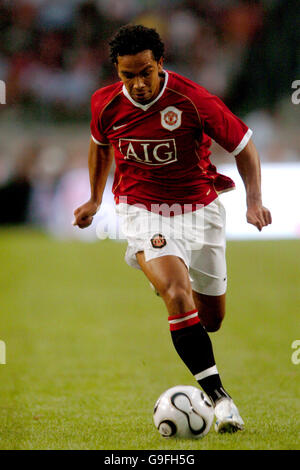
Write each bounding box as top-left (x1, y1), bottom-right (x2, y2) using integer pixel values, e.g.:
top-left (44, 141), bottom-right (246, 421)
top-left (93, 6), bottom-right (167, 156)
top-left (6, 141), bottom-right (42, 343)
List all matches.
top-left (119, 138), bottom-right (177, 166)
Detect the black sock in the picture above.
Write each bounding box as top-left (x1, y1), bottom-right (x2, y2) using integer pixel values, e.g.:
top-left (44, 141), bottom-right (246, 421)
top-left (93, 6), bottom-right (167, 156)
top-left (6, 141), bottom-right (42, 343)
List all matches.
top-left (168, 309), bottom-right (230, 406)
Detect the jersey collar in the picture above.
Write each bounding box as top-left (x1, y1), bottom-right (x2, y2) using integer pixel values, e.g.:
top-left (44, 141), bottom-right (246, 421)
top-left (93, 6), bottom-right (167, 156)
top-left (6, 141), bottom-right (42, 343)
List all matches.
top-left (122, 70), bottom-right (169, 111)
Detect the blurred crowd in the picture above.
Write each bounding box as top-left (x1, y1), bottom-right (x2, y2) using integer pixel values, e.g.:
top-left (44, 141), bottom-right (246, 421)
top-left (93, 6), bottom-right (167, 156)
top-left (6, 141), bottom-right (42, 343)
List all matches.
top-left (0, 0), bottom-right (283, 118)
top-left (0, 0), bottom-right (299, 231)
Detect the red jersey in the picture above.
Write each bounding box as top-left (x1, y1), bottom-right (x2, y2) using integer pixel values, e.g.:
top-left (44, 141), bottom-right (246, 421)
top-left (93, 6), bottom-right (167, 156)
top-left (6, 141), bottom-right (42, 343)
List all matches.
top-left (90, 70), bottom-right (252, 213)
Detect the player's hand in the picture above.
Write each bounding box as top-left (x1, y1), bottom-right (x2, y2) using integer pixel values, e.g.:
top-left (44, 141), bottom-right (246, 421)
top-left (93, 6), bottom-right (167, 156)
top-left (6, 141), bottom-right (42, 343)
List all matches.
top-left (246, 204), bottom-right (272, 232)
top-left (72, 200), bottom-right (99, 229)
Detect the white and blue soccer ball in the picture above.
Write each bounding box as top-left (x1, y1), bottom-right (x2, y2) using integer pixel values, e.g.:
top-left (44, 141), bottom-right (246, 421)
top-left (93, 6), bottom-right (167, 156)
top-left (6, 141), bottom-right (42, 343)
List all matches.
top-left (153, 385), bottom-right (214, 439)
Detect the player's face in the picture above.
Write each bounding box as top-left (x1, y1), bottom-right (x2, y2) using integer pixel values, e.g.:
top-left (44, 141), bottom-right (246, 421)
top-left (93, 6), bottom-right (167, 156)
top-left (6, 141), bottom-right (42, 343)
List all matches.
top-left (116, 50), bottom-right (164, 104)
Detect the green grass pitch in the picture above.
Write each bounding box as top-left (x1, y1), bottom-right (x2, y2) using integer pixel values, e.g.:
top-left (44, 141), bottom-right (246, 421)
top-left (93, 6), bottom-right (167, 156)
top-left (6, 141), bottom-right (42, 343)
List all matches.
top-left (0, 228), bottom-right (299, 450)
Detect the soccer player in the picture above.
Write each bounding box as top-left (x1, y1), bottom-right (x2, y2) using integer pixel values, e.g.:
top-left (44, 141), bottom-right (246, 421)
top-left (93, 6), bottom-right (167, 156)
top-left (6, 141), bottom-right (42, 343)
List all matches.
top-left (73, 25), bottom-right (272, 433)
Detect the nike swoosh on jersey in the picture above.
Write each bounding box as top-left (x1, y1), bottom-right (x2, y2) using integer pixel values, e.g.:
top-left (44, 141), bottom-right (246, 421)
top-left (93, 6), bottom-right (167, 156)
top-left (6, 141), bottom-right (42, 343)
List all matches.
top-left (113, 123), bottom-right (127, 130)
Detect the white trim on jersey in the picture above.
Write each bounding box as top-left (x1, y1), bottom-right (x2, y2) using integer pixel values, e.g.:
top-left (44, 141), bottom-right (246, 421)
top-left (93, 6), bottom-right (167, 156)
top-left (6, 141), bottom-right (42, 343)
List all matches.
top-left (194, 365), bottom-right (218, 381)
top-left (91, 134), bottom-right (111, 146)
top-left (122, 71), bottom-right (169, 112)
top-left (231, 128), bottom-right (253, 156)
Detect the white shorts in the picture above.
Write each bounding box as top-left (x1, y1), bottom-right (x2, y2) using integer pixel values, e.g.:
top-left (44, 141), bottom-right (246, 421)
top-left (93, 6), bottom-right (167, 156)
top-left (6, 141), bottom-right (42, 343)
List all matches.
top-left (116, 198), bottom-right (227, 296)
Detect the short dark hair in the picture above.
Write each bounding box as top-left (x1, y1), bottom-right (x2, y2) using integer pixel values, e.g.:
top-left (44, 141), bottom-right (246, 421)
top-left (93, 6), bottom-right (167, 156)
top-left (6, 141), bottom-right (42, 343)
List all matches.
top-left (109, 24), bottom-right (164, 64)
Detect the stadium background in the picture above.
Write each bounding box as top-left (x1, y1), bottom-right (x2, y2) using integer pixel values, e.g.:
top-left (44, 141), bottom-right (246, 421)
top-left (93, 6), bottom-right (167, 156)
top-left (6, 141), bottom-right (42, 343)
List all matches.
top-left (0, 0), bottom-right (299, 450)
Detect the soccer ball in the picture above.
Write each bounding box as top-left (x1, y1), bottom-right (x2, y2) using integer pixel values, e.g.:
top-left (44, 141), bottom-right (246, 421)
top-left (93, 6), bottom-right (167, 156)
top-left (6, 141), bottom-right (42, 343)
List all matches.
top-left (153, 385), bottom-right (214, 439)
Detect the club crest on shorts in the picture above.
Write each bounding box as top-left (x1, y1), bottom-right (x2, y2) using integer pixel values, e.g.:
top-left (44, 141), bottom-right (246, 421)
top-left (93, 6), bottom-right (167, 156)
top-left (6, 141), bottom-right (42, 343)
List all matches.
top-left (151, 233), bottom-right (167, 249)
top-left (160, 106), bottom-right (182, 131)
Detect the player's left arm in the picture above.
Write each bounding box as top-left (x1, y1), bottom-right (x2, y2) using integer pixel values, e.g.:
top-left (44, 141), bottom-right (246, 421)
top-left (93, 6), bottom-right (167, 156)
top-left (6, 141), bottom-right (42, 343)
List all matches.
top-left (235, 138), bottom-right (272, 231)
top-left (194, 86), bottom-right (271, 231)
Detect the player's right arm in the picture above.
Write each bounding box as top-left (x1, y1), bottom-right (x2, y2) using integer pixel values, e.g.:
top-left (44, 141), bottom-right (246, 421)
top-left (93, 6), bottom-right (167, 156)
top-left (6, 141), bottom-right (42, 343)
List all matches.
top-left (73, 138), bottom-right (114, 229)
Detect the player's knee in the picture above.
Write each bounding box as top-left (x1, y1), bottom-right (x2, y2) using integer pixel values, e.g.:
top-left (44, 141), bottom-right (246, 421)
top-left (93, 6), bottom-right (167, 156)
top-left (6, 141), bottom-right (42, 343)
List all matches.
top-left (200, 306), bottom-right (225, 332)
top-left (205, 310), bottom-right (225, 332)
top-left (162, 284), bottom-right (193, 312)
top-left (204, 319), bottom-right (223, 332)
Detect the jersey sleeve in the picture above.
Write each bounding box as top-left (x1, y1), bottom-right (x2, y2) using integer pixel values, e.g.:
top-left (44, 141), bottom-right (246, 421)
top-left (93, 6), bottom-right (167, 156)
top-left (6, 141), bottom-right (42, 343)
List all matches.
top-left (90, 92), bottom-right (110, 146)
top-left (196, 90), bottom-right (252, 156)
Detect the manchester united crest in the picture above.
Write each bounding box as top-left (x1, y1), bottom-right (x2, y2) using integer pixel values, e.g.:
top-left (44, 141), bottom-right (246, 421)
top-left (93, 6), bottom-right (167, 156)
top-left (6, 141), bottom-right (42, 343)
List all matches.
top-left (160, 106), bottom-right (182, 131)
top-left (151, 233), bottom-right (167, 249)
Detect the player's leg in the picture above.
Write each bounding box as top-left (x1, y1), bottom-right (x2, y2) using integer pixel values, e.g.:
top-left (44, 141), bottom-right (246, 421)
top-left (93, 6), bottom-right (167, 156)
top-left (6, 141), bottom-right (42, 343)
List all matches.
top-left (186, 198), bottom-right (244, 431)
top-left (136, 252), bottom-right (195, 314)
top-left (189, 198), bottom-right (227, 333)
top-left (136, 251), bottom-right (233, 409)
top-left (137, 251), bottom-right (243, 432)
top-left (192, 291), bottom-right (226, 332)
